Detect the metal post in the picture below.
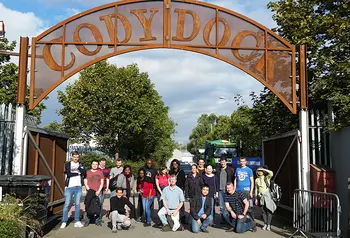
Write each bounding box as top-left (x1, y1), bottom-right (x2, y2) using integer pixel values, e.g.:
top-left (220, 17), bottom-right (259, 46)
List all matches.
top-left (299, 109), bottom-right (310, 191)
top-left (13, 37), bottom-right (29, 175)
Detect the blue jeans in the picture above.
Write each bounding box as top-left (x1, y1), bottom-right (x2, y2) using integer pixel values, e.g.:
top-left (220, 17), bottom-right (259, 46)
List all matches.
top-left (142, 196), bottom-right (155, 224)
top-left (191, 215), bottom-right (213, 233)
top-left (62, 186), bottom-right (82, 223)
top-left (223, 212), bottom-right (254, 233)
top-left (84, 193), bottom-right (103, 224)
top-left (99, 192), bottom-right (106, 219)
top-left (218, 190), bottom-right (228, 219)
top-left (209, 197), bottom-right (215, 222)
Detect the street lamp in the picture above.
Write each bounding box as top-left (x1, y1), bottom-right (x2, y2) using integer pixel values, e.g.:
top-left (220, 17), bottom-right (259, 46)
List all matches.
top-left (0, 21), bottom-right (5, 38)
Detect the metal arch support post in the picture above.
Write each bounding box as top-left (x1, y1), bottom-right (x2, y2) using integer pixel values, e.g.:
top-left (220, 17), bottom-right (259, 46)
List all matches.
top-left (299, 45), bottom-right (310, 191)
top-left (299, 110), bottom-right (310, 191)
top-left (13, 37), bottom-right (29, 175)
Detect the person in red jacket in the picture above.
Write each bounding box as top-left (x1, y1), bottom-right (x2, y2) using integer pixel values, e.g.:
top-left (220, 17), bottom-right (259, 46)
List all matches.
top-left (140, 176), bottom-right (156, 227)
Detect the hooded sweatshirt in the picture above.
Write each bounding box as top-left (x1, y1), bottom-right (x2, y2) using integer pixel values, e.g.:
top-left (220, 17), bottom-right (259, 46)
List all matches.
top-left (254, 169), bottom-right (273, 197)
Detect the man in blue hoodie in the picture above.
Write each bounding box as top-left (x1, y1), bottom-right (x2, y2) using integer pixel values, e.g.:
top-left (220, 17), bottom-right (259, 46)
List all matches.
top-left (61, 151), bottom-right (86, 229)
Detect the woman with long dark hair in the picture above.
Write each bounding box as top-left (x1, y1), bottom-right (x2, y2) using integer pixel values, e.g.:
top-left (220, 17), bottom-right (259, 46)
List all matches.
top-left (155, 166), bottom-right (170, 209)
top-left (116, 165), bottom-right (134, 199)
top-left (136, 168), bottom-right (145, 222)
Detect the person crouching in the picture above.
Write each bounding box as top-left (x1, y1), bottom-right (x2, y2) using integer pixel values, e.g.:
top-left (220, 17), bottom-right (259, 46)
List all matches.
top-left (190, 184), bottom-right (213, 233)
top-left (109, 187), bottom-right (135, 233)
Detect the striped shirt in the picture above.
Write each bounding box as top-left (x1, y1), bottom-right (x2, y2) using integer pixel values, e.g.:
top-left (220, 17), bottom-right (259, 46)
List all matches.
top-left (224, 191), bottom-right (247, 216)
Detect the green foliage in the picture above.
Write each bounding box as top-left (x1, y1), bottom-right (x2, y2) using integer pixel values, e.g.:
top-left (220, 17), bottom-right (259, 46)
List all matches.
top-left (79, 152), bottom-right (114, 170)
top-left (267, 0), bottom-right (350, 130)
top-left (250, 89), bottom-right (299, 139)
top-left (58, 62), bottom-right (176, 164)
top-left (0, 37), bottom-right (45, 123)
top-left (42, 121), bottom-right (64, 133)
top-left (0, 194), bottom-right (40, 238)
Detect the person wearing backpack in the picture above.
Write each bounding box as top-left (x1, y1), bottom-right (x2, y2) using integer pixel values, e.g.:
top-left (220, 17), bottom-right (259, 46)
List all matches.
top-left (84, 160), bottom-right (104, 226)
top-left (254, 166), bottom-right (277, 231)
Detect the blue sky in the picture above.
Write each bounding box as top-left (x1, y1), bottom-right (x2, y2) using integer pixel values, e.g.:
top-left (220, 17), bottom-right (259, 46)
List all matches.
top-left (1, 0), bottom-right (276, 143)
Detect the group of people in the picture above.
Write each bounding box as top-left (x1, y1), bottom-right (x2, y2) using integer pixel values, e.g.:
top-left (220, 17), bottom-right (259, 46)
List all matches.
top-left (60, 151), bottom-right (277, 234)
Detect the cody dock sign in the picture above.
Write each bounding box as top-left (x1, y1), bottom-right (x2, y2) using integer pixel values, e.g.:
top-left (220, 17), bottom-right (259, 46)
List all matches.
top-left (30, 0), bottom-right (296, 113)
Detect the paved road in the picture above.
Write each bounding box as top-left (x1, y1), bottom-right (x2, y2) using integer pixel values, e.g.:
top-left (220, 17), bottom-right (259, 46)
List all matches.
top-left (44, 196), bottom-right (293, 238)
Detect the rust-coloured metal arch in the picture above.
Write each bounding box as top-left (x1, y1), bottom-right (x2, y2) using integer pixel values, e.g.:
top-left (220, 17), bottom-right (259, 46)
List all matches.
top-left (29, 0), bottom-right (297, 113)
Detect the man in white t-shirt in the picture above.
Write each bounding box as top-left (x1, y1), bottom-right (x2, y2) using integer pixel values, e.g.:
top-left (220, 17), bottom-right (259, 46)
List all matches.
top-left (60, 151), bottom-right (86, 229)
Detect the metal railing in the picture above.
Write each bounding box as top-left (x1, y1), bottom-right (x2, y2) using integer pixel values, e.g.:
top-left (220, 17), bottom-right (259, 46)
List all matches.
top-left (290, 189), bottom-right (341, 238)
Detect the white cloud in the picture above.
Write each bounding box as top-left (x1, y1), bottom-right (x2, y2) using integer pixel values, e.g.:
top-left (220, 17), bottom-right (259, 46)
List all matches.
top-left (8, 0), bottom-right (274, 143)
top-left (0, 3), bottom-right (47, 47)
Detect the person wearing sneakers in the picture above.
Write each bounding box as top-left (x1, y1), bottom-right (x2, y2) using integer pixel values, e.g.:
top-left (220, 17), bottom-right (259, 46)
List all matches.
top-left (158, 175), bottom-right (185, 232)
top-left (223, 182), bottom-right (257, 233)
top-left (255, 166), bottom-right (276, 231)
top-left (109, 187), bottom-right (134, 233)
top-left (84, 160), bottom-right (104, 226)
top-left (61, 151), bottom-right (86, 229)
top-left (190, 184), bottom-right (213, 233)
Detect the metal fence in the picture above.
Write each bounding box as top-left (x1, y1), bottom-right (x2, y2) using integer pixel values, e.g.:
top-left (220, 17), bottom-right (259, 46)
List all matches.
top-left (290, 189), bottom-right (341, 238)
top-left (0, 103), bottom-right (39, 175)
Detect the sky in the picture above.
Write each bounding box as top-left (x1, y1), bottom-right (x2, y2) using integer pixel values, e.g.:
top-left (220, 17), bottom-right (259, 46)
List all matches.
top-left (0, 0), bottom-right (277, 143)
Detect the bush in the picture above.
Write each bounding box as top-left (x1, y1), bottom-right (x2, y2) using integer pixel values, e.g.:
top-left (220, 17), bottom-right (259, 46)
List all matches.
top-left (0, 219), bottom-right (22, 238)
top-left (79, 152), bottom-right (114, 170)
top-left (0, 194), bottom-right (40, 238)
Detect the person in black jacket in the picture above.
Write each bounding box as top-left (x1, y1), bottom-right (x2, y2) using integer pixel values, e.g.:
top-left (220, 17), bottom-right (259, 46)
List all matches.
top-left (185, 164), bottom-right (204, 201)
top-left (61, 151), bottom-right (86, 229)
top-left (169, 159), bottom-right (186, 223)
top-left (190, 184), bottom-right (213, 233)
top-left (109, 187), bottom-right (135, 233)
top-left (215, 156), bottom-right (234, 224)
top-left (142, 159), bottom-right (158, 185)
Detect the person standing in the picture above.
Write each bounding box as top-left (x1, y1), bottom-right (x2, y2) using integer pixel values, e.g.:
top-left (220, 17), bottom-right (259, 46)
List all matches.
top-left (255, 166), bottom-right (276, 231)
top-left (158, 175), bottom-right (185, 232)
top-left (185, 164), bottom-right (204, 201)
top-left (61, 151), bottom-right (86, 229)
top-left (135, 168), bottom-right (145, 222)
top-left (115, 165), bottom-right (134, 198)
top-left (169, 159), bottom-right (186, 223)
top-left (190, 184), bottom-right (213, 233)
top-left (98, 159), bottom-right (110, 219)
top-left (143, 159), bottom-right (158, 185)
top-left (197, 159), bottom-right (206, 177)
top-left (141, 176), bottom-right (157, 227)
top-left (156, 166), bottom-right (170, 208)
top-left (110, 158), bottom-right (123, 179)
top-left (215, 156), bottom-right (234, 223)
top-left (234, 157), bottom-right (254, 216)
top-left (201, 165), bottom-right (217, 223)
top-left (109, 187), bottom-right (134, 233)
top-left (224, 183), bottom-right (257, 233)
top-left (84, 160), bottom-right (104, 226)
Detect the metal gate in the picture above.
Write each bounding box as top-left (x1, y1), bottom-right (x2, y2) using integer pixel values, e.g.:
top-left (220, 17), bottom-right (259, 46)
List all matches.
top-left (262, 130), bottom-right (300, 211)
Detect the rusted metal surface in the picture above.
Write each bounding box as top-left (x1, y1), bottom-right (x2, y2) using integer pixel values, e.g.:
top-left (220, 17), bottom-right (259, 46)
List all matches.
top-left (299, 45), bottom-right (308, 109)
top-left (16, 37), bottom-right (29, 104)
top-left (29, 0), bottom-right (297, 113)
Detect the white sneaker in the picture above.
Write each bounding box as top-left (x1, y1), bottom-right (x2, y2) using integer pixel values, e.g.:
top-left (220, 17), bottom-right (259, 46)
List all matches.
top-left (172, 222), bottom-right (180, 232)
top-left (262, 225), bottom-right (267, 230)
top-left (267, 225), bottom-right (271, 231)
top-left (74, 221), bottom-right (84, 228)
top-left (60, 223), bottom-right (67, 229)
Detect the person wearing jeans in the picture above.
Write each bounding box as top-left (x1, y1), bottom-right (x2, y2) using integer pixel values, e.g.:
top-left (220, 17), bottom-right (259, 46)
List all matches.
top-left (215, 156), bottom-right (234, 223)
top-left (61, 151), bottom-right (86, 229)
top-left (190, 184), bottom-right (213, 233)
top-left (224, 183), bottom-right (257, 233)
top-left (158, 175), bottom-right (185, 232)
top-left (140, 176), bottom-right (156, 226)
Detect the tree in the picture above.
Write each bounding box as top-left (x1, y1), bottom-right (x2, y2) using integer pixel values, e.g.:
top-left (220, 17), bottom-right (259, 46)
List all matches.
top-left (268, 0), bottom-right (350, 129)
top-left (250, 89), bottom-right (299, 139)
top-left (0, 38), bottom-right (45, 123)
top-left (58, 61), bottom-right (176, 163)
top-left (42, 121), bottom-right (63, 133)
